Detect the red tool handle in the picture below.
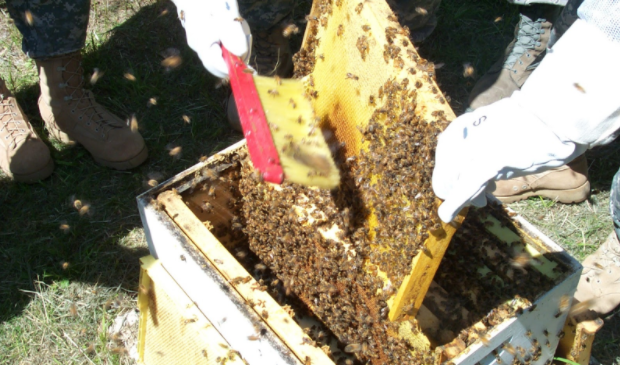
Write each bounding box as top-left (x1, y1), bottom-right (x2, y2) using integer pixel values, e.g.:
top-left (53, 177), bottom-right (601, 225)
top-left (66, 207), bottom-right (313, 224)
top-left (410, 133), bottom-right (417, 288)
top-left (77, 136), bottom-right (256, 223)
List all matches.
top-left (222, 46), bottom-right (284, 184)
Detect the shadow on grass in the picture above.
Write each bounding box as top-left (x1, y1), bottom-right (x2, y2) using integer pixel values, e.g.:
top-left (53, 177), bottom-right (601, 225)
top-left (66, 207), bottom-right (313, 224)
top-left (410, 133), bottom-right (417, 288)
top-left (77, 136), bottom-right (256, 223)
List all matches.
top-left (0, 1), bottom-right (242, 322)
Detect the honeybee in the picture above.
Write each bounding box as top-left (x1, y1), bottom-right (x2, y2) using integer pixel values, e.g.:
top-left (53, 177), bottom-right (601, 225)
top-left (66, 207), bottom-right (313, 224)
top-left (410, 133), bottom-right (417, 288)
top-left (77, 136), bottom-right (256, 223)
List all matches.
top-left (129, 114), bottom-right (139, 132)
top-left (574, 83), bottom-right (586, 93)
top-left (24, 10), bottom-right (34, 26)
top-left (161, 55), bottom-right (182, 69)
top-left (90, 68), bottom-right (104, 84)
top-left (337, 24), bottom-right (344, 36)
top-left (169, 146), bottom-right (182, 158)
top-left (344, 343), bottom-right (362, 353)
top-left (362, 25), bottom-right (370, 32)
top-left (283, 23), bottom-right (299, 37)
top-left (79, 204), bottom-right (91, 216)
top-left (346, 73), bottom-right (359, 80)
top-left (355, 2), bottom-right (363, 14)
top-left (356, 36), bottom-right (369, 60)
top-left (268, 89), bottom-right (279, 96)
top-left (463, 63), bottom-right (475, 77)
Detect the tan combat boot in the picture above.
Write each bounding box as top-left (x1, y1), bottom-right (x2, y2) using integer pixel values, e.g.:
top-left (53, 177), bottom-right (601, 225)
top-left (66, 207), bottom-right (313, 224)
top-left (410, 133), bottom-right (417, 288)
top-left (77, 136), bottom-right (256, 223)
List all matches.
top-left (574, 232), bottom-right (620, 316)
top-left (491, 155), bottom-right (590, 204)
top-left (468, 15), bottom-right (552, 110)
top-left (37, 52), bottom-right (148, 170)
top-left (0, 78), bottom-right (54, 182)
top-left (227, 26), bottom-right (294, 132)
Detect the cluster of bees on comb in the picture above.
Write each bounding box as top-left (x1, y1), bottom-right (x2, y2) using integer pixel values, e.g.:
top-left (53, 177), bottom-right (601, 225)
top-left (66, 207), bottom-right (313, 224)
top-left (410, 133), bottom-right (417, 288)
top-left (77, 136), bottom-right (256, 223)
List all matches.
top-left (240, 1), bottom-right (451, 364)
top-left (180, 1), bottom-right (570, 364)
top-left (296, 0), bottom-right (449, 298)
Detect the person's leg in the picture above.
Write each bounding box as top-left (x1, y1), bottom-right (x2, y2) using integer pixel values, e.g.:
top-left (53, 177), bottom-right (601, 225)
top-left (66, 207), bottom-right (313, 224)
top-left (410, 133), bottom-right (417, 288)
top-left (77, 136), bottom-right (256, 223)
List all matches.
top-left (5, 0), bottom-right (148, 170)
top-left (610, 168), bottom-right (620, 240)
top-left (227, 0), bottom-right (295, 131)
top-left (573, 168), bottom-right (620, 316)
top-left (387, 0), bottom-right (442, 42)
top-left (468, 0), bottom-right (589, 203)
top-left (6, 0), bottom-right (90, 59)
top-left (239, 0), bottom-right (296, 76)
top-left (468, 0), bottom-right (583, 110)
top-left (0, 77), bottom-right (54, 182)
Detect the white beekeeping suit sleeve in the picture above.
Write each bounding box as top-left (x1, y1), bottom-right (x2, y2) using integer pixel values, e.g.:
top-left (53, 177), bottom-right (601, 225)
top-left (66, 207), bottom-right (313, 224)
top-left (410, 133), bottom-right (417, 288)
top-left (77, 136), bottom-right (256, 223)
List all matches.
top-left (172, 0), bottom-right (252, 78)
top-left (433, 0), bottom-right (620, 222)
top-left (514, 19), bottom-right (620, 148)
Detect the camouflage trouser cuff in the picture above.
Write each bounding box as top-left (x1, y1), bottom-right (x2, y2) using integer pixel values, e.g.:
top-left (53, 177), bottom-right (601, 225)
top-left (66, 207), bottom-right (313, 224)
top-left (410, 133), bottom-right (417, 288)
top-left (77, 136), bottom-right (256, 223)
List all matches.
top-left (610, 168), bottom-right (620, 241)
top-left (28, 49), bottom-right (85, 60)
top-left (5, 0), bottom-right (90, 59)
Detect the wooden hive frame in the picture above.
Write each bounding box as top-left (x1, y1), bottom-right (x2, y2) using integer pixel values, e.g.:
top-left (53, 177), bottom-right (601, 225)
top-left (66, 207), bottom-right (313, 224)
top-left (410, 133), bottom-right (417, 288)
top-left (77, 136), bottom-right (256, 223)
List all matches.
top-left (137, 256), bottom-right (247, 365)
top-left (292, 0), bottom-right (467, 323)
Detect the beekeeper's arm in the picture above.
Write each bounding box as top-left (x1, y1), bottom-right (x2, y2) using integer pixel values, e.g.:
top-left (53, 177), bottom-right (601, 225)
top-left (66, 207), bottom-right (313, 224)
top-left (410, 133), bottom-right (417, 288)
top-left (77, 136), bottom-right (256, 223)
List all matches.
top-left (433, 14), bottom-right (620, 223)
top-left (172, 0), bottom-right (252, 78)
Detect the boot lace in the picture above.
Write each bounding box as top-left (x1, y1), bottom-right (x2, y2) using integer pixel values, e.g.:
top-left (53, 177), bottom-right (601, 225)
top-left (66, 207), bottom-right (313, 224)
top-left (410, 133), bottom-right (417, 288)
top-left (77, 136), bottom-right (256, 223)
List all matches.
top-left (0, 94), bottom-right (29, 148)
top-left (504, 15), bottom-right (546, 72)
top-left (58, 57), bottom-right (122, 136)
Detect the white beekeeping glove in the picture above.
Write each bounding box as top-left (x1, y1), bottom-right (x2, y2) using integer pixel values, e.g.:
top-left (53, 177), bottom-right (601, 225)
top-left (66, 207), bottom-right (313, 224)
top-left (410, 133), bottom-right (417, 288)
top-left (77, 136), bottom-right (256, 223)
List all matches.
top-left (173, 0), bottom-right (252, 78)
top-left (433, 18), bottom-right (620, 223)
top-left (432, 99), bottom-right (584, 223)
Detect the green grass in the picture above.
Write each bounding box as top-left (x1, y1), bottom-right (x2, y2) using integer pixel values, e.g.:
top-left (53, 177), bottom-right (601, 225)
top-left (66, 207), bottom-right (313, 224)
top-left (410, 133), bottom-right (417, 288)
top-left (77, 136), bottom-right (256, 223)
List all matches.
top-left (0, 0), bottom-right (240, 363)
top-left (0, 0), bottom-right (618, 364)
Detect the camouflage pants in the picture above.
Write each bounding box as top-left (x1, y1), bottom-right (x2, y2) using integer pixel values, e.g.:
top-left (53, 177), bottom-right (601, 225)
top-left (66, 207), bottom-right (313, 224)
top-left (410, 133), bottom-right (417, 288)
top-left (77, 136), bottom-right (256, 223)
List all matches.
top-left (5, 0), bottom-right (90, 59)
top-left (554, 0), bottom-right (584, 36)
top-left (611, 168), bottom-right (620, 240)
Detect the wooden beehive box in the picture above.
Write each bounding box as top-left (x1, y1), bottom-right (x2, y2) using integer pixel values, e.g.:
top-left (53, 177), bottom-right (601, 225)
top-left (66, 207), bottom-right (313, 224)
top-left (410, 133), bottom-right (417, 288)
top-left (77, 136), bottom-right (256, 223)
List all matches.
top-left (137, 140), bottom-right (581, 365)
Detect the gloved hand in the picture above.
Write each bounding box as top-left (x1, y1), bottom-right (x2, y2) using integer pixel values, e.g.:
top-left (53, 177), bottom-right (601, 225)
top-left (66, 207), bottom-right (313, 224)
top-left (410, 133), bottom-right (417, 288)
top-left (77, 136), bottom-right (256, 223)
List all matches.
top-left (432, 98), bottom-right (583, 223)
top-left (433, 18), bottom-right (620, 223)
top-left (173, 0), bottom-right (252, 78)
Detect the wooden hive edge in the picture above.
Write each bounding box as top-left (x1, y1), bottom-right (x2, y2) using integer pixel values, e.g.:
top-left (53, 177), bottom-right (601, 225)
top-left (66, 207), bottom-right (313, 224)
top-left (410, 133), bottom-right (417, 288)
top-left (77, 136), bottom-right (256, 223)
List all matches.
top-left (156, 188), bottom-right (335, 365)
